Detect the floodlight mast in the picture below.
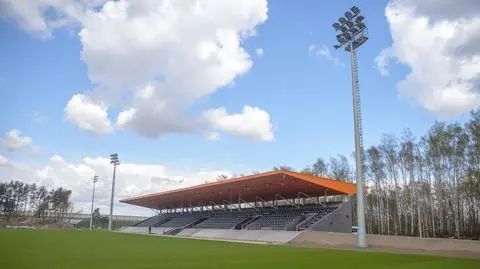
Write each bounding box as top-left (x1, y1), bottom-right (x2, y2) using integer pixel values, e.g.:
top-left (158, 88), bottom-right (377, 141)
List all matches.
top-left (332, 6), bottom-right (368, 248)
top-left (108, 154), bottom-right (120, 231)
top-left (89, 175), bottom-right (99, 230)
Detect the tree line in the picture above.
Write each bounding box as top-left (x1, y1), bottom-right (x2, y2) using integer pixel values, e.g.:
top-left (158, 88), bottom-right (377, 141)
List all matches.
top-left (0, 180), bottom-right (73, 225)
top-left (275, 109), bottom-right (479, 239)
top-left (222, 109), bottom-right (479, 239)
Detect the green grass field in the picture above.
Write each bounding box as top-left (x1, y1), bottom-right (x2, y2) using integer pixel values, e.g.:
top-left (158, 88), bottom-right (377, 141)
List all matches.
top-left (0, 229), bottom-right (479, 269)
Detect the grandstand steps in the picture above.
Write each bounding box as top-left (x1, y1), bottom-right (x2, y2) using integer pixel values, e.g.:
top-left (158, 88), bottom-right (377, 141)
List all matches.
top-left (285, 215), bottom-right (306, 231)
top-left (164, 216), bottom-right (209, 235)
top-left (238, 215), bottom-right (261, 230)
top-left (297, 212), bottom-right (328, 231)
top-left (296, 213), bottom-right (317, 231)
top-left (164, 227), bottom-right (182, 235)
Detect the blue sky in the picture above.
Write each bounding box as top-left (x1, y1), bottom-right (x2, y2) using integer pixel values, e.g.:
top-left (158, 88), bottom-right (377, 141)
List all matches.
top-left (1, 0), bottom-right (478, 215)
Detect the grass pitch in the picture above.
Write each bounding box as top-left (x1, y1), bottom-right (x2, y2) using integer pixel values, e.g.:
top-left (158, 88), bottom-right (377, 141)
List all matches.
top-left (1, 229), bottom-right (479, 269)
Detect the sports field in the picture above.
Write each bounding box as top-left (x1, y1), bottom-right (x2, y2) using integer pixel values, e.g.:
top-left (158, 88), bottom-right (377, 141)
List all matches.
top-left (0, 229), bottom-right (479, 269)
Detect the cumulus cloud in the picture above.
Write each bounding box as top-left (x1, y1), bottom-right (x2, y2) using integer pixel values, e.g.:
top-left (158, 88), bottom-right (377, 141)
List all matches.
top-left (2, 0), bottom-right (274, 141)
top-left (0, 129), bottom-right (40, 155)
top-left (308, 44), bottom-right (343, 66)
top-left (203, 106), bottom-right (274, 141)
top-left (64, 94), bottom-right (113, 134)
top-left (377, 0), bottom-right (480, 116)
top-left (1, 154), bottom-right (231, 215)
top-left (0, 129), bottom-right (32, 151)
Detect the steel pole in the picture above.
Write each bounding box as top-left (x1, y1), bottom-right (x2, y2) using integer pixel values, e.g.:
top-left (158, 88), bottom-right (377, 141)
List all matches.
top-left (350, 41), bottom-right (367, 248)
top-left (89, 178), bottom-right (96, 230)
top-left (108, 165), bottom-right (117, 231)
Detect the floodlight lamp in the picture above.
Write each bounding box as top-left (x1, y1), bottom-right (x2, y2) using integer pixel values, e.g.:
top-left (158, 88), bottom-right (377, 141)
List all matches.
top-left (349, 27), bottom-right (358, 34)
top-left (340, 26), bottom-right (348, 33)
top-left (345, 11), bottom-right (353, 19)
top-left (333, 44), bottom-right (341, 49)
top-left (351, 6), bottom-right (360, 15)
top-left (356, 15), bottom-right (365, 23)
top-left (342, 32), bottom-right (352, 40)
top-left (346, 21), bottom-right (354, 28)
top-left (339, 17), bottom-right (347, 24)
top-left (346, 35), bottom-right (368, 51)
top-left (332, 22), bottom-right (341, 30)
top-left (356, 22), bottom-right (366, 30)
top-left (336, 35), bottom-right (346, 44)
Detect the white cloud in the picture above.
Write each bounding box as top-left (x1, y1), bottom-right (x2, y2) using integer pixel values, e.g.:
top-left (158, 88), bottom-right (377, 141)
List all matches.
top-left (64, 94), bottom-right (113, 134)
top-left (1, 0), bottom-right (273, 141)
top-left (0, 129), bottom-right (36, 154)
top-left (255, 48), bottom-right (264, 56)
top-left (377, 0), bottom-right (480, 116)
top-left (375, 47), bottom-right (394, 76)
top-left (0, 0), bottom-right (106, 37)
top-left (308, 44), bottom-right (344, 66)
top-left (76, 0), bottom-right (270, 140)
top-left (1, 154), bottom-right (231, 216)
top-left (0, 154), bottom-right (10, 167)
top-left (203, 106), bottom-right (274, 141)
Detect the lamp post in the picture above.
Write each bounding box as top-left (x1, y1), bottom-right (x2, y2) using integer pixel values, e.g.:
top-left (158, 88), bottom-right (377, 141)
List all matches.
top-left (332, 6), bottom-right (368, 248)
top-left (89, 175), bottom-right (99, 230)
top-left (108, 153), bottom-right (120, 231)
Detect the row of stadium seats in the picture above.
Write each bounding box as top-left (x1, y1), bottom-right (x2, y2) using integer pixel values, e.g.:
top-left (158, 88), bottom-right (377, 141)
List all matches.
top-left (245, 210), bottom-right (304, 230)
top-left (194, 214), bottom-right (251, 229)
top-left (158, 214), bottom-right (202, 228)
top-left (135, 214), bottom-right (171, 227)
top-left (134, 202), bottom-right (342, 231)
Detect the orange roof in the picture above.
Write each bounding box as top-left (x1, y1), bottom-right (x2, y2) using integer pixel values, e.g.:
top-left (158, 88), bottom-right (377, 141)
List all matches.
top-left (120, 170), bottom-right (357, 210)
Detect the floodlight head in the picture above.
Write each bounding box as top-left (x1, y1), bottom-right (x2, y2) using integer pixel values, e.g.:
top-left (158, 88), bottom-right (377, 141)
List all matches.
top-left (110, 153), bottom-right (120, 165)
top-left (336, 34), bottom-right (347, 44)
top-left (351, 6), bottom-right (360, 15)
top-left (346, 21), bottom-right (354, 28)
top-left (342, 32), bottom-right (352, 40)
top-left (345, 11), bottom-right (353, 19)
top-left (339, 26), bottom-right (348, 33)
top-left (93, 175), bottom-right (98, 182)
top-left (332, 22), bottom-right (341, 30)
top-left (333, 44), bottom-right (342, 49)
top-left (339, 17), bottom-right (347, 24)
top-left (345, 35), bottom-right (369, 52)
top-left (356, 15), bottom-right (365, 23)
top-left (349, 27), bottom-right (359, 34)
top-left (356, 22), bottom-right (367, 31)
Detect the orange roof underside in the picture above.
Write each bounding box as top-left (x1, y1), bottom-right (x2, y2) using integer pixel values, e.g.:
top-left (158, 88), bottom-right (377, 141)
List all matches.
top-left (120, 170), bottom-right (357, 210)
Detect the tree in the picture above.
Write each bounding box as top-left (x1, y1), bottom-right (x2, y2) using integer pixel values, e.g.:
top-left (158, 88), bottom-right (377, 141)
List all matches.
top-left (305, 109), bottom-right (480, 239)
top-left (216, 174), bottom-right (229, 181)
top-left (328, 155), bottom-right (352, 181)
top-left (300, 166), bottom-right (313, 175)
top-left (312, 158), bottom-right (328, 177)
top-left (0, 180), bottom-right (73, 225)
top-left (273, 166), bottom-right (295, 172)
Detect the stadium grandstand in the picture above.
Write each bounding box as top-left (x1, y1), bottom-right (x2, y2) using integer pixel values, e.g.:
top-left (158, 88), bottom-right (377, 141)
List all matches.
top-left (120, 170), bottom-right (357, 237)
